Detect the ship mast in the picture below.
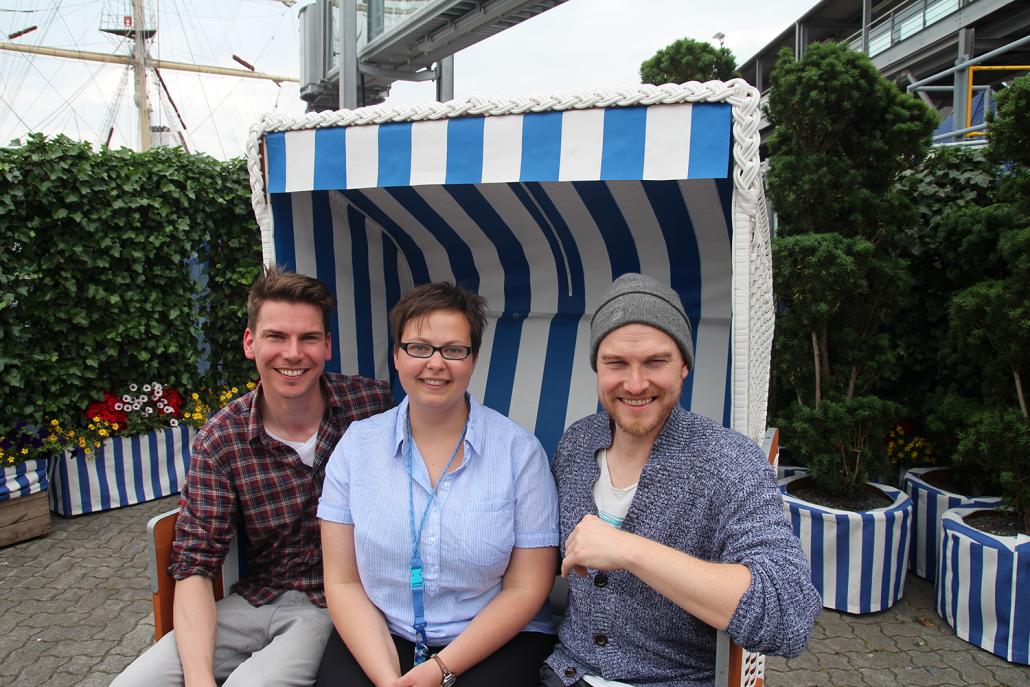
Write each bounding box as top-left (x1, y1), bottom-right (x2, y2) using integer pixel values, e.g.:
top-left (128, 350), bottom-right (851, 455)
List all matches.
top-left (0, 2), bottom-right (298, 152)
top-left (132, 0), bottom-right (151, 150)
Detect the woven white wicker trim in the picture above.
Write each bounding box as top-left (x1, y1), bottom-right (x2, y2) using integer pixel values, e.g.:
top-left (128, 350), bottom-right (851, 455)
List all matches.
top-left (245, 79), bottom-right (763, 247)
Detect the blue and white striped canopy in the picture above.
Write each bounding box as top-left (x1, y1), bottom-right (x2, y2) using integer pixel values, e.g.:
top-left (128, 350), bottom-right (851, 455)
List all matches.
top-left (251, 93), bottom-right (765, 455)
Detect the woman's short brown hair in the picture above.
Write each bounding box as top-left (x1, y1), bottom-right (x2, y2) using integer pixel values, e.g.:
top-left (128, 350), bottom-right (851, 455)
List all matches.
top-left (389, 282), bottom-right (488, 356)
top-left (247, 265), bottom-right (336, 333)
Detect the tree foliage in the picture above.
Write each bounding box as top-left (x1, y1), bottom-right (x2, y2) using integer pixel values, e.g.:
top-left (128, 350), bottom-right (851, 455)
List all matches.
top-left (988, 75), bottom-right (1030, 167)
top-left (765, 43), bottom-right (935, 499)
top-left (0, 135), bottom-right (261, 437)
top-left (640, 37), bottom-right (738, 85)
top-left (765, 43), bottom-right (937, 241)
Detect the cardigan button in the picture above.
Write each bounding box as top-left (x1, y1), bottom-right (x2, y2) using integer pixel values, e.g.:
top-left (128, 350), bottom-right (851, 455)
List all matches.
top-left (593, 633), bottom-right (608, 647)
top-left (594, 572), bottom-right (608, 588)
top-left (563, 667), bottom-right (577, 677)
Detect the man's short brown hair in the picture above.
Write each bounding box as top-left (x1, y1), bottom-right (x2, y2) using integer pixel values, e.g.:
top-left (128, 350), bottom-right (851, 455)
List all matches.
top-left (246, 265), bottom-right (336, 333)
top-left (389, 282), bottom-right (488, 356)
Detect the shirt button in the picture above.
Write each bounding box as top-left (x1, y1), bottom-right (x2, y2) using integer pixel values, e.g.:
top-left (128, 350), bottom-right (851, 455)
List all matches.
top-left (564, 667), bottom-right (577, 677)
top-left (594, 572), bottom-right (608, 588)
top-left (593, 633), bottom-right (608, 647)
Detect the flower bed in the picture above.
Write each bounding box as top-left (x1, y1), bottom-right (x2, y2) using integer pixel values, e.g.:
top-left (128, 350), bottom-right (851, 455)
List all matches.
top-left (49, 425), bottom-right (195, 517)
top-left (937, 507), bottom-right (1030, 665)
top-left (903, 467), bottom-right (1002, 581)
top-left (779, 472), bottom-right (912, 614)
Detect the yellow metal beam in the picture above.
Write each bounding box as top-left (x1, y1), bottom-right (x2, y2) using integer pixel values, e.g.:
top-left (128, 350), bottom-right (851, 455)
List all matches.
top-left (0, 41), bottom-right (298, 83)
top-left (966, 65), bottom-right (1030, 133)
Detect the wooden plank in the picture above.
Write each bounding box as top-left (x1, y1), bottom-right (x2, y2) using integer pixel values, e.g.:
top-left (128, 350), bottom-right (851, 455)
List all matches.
top-left (0, 492), bottom-right (51, 548)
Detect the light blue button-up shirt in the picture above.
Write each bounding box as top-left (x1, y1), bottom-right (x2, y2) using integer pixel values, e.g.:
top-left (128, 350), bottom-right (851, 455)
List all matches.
top-left (318, 394), bottom-right (559, 644)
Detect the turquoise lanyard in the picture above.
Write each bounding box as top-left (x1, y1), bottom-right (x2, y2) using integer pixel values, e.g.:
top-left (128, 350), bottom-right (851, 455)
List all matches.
top-left (406, 411), bottom-right (468, 665)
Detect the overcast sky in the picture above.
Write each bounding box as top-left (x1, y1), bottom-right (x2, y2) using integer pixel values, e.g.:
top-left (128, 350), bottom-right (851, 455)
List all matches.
top-left (0, 0), bottom-right (816, 159)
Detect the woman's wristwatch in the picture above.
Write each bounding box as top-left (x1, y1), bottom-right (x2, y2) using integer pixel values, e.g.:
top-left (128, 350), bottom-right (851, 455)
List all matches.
top-left (430, 653), bottom-right (456, 687)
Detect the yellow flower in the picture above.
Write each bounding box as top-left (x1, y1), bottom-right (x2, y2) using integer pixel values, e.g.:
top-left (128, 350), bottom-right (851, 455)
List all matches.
top-left (99, 429), bottom-right (109, 437)
top-left (191, 392), bottom-right (200, 401)
top-left (84, 448), bottom-right (92, 456)
top-left (92, 416), bottom-right (101, 422)
top-left (112, 423), bottom-right (120, 431)
top-left (246, 382), bottom-right (256, 390)
top-left (78, 437), bottom-right (86, 448)
top-left (88, 423), bottom-right (96, 431)
top-left (20, 448), bottom-right (28, 455)
top-left (50, 419), bottom-right (59, 427)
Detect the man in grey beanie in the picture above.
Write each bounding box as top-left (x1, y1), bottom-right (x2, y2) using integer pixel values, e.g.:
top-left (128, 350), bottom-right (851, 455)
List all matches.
top-left (542, 273), bottom-right (820, 687)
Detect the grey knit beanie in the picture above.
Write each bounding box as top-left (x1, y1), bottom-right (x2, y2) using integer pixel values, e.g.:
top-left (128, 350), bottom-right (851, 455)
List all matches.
top-left (589, 273), bottom-right (694, 371)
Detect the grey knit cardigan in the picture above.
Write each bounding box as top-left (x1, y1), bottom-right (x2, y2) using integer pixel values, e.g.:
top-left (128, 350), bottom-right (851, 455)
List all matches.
top-left (545, 406), bottom-right (821, 687)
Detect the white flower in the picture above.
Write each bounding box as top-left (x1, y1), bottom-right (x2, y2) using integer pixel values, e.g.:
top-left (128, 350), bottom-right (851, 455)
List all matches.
top-left (143, 384), bottom-right (152, 392)
top-left (169, 419), bottom-right (179, 428)
top-left (153, 388), bottom-right (163, 399)
top-left (122, 395), bottom-right (132, 403)
top-left (138, 394), bottom-right (147, 403)
top-left (154, 383), bottom-right (163, 391)
top-left (145, 407), bottom-right (154, 415)
top-left (164, 407), bottom-right (174, 414)
top-left (132, 402), bottom-right (141, 411)
top-left (114, 403), bottom-right (123, 411)
top-left (129, 383), bottom-right (138, 392)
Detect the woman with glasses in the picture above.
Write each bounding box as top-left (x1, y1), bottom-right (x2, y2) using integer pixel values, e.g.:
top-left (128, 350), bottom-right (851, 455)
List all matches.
top-left (316, 282), bottom-right (559, 687)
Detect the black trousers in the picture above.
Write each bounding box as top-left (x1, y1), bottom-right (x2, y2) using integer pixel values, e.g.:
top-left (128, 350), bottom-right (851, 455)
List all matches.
top-left (316, 628), bottom-right (557, 687)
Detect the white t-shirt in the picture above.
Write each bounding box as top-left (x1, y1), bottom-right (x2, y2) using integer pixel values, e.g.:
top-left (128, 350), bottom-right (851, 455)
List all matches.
top-left (592, 448), bottom-right (638, 529)
top-left (265, 428), bottom-right (317, 467)
top-left (586, 448), bottom-right (639, 687)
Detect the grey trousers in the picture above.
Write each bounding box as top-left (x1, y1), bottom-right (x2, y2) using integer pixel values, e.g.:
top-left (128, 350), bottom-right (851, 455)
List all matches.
top-left (112, 590), bottom-right (332, 687)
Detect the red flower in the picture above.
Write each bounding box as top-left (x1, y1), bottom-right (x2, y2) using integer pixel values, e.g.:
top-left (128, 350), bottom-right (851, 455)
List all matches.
top-left (162, 388), bottom-right (183, 416)
top-left (85, 392), bottom-right (128, 427)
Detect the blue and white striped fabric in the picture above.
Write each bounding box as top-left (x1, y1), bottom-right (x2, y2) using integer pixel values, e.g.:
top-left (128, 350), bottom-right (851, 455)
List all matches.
top-left (49, 426), bottom-right (195, 517)
top-left (776, 465), bottom-right (807, 481)
top-left (779, 474), bottom-right (912, 614)
top-left (0, 458), bottom-right (49, 502)
top-left (262, 103), bottom-right (736, 455)
top-left (937, 507), bottom-right (1030, 665)
top-left (903, 467), bottom-right (1003, 581)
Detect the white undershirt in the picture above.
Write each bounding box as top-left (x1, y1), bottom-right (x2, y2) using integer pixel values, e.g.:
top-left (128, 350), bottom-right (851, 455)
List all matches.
top-left (265, 428), bottom-right (318, 467)
top-left (592, 448), bottom-right (638, 529)
top-left (586, 449), bottom-right (639, 687)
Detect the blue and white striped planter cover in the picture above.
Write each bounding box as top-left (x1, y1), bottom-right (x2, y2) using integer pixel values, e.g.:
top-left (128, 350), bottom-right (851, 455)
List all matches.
top-left (0, 458), bottom-right (49, 502)
top-left (903, 467), bottom-right (1002, 581)
top-left (777, 465), bottom-right (807, 480)
top-left (49, 426), bottom-right (195, 517)
top-left (779, 473), bottom-right (912, 614)
top-left (937, 507), bottom-right (1030, 665)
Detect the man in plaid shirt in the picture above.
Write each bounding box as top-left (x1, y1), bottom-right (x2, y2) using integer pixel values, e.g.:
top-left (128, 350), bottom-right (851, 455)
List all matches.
top-left (114, 267), bottom-right (392, 687)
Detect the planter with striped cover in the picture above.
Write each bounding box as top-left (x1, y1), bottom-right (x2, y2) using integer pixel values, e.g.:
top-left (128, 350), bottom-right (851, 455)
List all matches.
top-left (779, 473), bottom-right (912, 614)
top-left (937, 507), bottom-right (1029, 665)
top-left (49, 425), bottom-right (195, 517)
top-left (0, 459), bottom-right (51, 546)
top-left (903, 467), bottom-right (1002, 581)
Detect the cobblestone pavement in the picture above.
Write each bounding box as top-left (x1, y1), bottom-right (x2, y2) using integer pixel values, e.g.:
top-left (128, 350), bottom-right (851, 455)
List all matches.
top-left (1, 496), bottom-right (1028, 686)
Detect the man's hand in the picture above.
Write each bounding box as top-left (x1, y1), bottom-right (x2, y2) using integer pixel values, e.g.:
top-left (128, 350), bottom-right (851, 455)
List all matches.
top-left (561, 514), bottom-right (634, 578)
top-left (392, 658), bottom-right (443, 687)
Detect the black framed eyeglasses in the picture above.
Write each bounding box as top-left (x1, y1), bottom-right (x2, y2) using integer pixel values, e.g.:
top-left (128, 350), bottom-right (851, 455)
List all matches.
top-left (399, 342), bottom-right (473, 360)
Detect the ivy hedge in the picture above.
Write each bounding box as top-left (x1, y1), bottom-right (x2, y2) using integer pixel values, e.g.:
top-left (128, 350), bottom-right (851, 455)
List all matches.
top-left (0, 134), bottom-right (262, 435)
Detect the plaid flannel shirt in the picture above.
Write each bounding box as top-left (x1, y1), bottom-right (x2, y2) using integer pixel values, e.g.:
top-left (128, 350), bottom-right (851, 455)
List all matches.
top-left (169, 372), bottom-right (392, 606)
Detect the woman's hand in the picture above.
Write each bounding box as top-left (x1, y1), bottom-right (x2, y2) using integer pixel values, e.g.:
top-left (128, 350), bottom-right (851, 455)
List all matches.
top-left (392, 659), bottom-right (443, 687)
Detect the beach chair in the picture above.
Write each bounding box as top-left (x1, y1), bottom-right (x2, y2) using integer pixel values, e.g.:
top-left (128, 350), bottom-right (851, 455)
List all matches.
top-left (147, 508), bottom-right (244, 641)
top-left (243, 79), bottom-right (776, 687)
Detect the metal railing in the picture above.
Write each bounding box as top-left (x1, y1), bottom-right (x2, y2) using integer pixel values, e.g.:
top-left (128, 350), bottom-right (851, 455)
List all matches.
top-left (846, 0), bottom-right (976, 56)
